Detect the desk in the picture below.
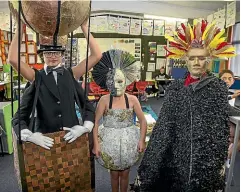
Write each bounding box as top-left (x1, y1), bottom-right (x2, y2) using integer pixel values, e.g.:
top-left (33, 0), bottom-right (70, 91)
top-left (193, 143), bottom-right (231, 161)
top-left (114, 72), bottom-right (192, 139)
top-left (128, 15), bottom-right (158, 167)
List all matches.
top-left (0, 81), bottom-right (10, 86)
top-left (13, 83), bottom-right (27, 100)
top-left (13, 83), bottom-right (27, 90)
top-left (156, 78), bottom-right (175, 81)
top-left (225, 116), bottom-right (240, 192)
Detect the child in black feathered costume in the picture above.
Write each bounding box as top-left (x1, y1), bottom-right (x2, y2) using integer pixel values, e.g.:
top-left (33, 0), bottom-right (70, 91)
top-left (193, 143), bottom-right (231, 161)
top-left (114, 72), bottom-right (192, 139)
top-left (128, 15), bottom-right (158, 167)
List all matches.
top-left (138, 20), bottom-right (236, 191)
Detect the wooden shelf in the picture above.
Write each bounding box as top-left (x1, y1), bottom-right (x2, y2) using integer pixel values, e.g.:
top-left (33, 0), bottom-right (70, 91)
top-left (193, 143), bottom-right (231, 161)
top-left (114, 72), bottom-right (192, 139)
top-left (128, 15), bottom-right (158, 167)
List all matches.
top-left (0, 26), bottom-right (43, 73)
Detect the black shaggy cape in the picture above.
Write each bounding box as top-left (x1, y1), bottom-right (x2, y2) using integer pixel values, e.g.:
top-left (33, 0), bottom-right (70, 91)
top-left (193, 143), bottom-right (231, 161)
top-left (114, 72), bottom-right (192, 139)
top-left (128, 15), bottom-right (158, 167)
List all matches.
top-left (138, 72), bottom-right (229, 192)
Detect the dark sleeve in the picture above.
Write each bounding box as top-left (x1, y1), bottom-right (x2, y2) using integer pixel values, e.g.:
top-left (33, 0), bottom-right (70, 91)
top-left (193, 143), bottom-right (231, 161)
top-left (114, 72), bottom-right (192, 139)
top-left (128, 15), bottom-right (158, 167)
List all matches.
top-left (138, 87), bottom-right (176, 191)
top-left (228, 95), bottom-right (232, 100)
top-left (228, 104), bottom-right (240, 116)
top-left (12, 81), bottom-right (36, 137)
top-left (68, 67), bottom-right (95, 123)
top-left (165, 74), bottom-right (171, 79)
top-left (74, 81), bottom-right (95, 123)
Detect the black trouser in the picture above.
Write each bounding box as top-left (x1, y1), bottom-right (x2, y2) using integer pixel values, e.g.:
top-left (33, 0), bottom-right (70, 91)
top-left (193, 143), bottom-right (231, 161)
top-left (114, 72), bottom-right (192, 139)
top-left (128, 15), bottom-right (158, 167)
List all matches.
top-left (158, 84), bottom-right (166, 94)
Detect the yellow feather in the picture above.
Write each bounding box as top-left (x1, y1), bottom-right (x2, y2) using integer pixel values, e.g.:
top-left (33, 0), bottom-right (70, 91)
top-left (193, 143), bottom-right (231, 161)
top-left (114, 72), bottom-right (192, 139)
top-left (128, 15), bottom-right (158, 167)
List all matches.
top-left (212, 46), bottom-right (235, 55)
top-left (168, 55), bottom-right (184, 59)
top-left (165, 34), bottom-right (177, 43)
top-left (193, 20), bottom-right (198, 29)
top-left (214, 53), bottom-right (236, 58)
top-left (209, 29), bottom-right (225, 48)
top-left (168, 48), bottom-right (186, 55)
top-left (222, 47), bottom-right (235, 53)
top-left (209, 37), bottom-right (226, 49)
top-left (202, 21), bottom-right (216, 40)
top-left (173, 32), bottom-right (188, 48)
top-left (188, 23), bottom-right (194, 40)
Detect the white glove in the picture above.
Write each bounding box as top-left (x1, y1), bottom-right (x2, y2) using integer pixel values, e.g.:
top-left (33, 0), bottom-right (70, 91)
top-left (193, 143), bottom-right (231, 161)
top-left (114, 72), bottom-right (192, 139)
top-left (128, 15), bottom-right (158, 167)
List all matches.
top-left (63, 121), bottom-right (94, 143)
top-left (21, 129), bottom-right (54, 150)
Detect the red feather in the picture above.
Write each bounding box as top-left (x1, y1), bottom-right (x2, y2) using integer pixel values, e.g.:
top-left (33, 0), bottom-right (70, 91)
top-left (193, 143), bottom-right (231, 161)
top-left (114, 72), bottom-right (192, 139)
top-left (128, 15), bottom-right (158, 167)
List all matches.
top-left (181, 23), bottom-right (186, 32)
top-left (216, 52), bottom-right (234, 55)
top-left (201, 20), bottom-right (207, 33)
top-left (169, 42), bottom-right (187, 51)
top-left (177, 31), bottom-right (186, 42)
top-left (170, 42), bottom-right (180, 47)
top-left (166, 52), bottom-right (175, 57)
top-left (214, 28), bottom-right (221, 37)
top-left (164, 46), bottom-right (169, 51)
top-left (216, 42), bottom-right (229, 50)
top-left (194, 27), bottom-right (196, 39)
top-left (164, 46), bottom-right (174, 55)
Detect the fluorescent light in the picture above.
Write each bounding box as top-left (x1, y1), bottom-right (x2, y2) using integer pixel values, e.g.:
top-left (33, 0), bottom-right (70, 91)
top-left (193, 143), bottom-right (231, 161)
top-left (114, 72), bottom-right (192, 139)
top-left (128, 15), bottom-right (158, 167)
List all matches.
top-left (144, 14), bottom-right (188, 22)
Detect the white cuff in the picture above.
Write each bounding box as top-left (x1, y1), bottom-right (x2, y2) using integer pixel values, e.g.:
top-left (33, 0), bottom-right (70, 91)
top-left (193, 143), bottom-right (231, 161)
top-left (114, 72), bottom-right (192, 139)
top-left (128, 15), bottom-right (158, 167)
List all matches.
top-left (21, 129), bottom-right (33, 141)
top-left (83, 121), bottom-right (94, 132)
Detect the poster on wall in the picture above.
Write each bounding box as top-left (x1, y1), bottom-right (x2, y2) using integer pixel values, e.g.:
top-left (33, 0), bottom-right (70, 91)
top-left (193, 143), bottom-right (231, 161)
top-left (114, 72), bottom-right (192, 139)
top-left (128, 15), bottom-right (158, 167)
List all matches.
top-left (20, 44), bottom-right (26, 53)
top-left (146, 72), bottom-right (153, 80)
top-left (27, 33), bottom-right (34, 41)
top-left (135, 43), bottom-right (141, 61)
top-left (147, 62), bottom-right (155, 72)
top-left (118, 17), bottom-right (130, 34)
top-left (148, 42), bottom-right (156, 54)
top-left (165, 21), bottom-right (176, 36)
top-left (157, 45), bottom-right (166, 56)
top-left (108, 15), bottom-right (119, 33)
top-left (0, 12), bottom-right (10, 31)
top-left (28, 55), bottom-right (36, 64)
top-left (207, 14), bottom-right (213, 24)
top-left (96, 16), bottom-right (108, 33)
top-left (226, 1), bottom-right (236, 28)
top-left (213, 9), bottom-right (225, 20)
top-left (156, 58), bottom-right (166, 69)
top-left (130, 18), bottom-right (142, 35)
top-left (28, 44), bottom-right (35, 54)
top-left (213, 9), bottom-right (226, 29)
top-left (78, 38), bottom-right (141, 62)
top-left (21, 55), bottom-right (26, 63)
top-left (153, 20), bottom-right (165, 36)
top-left (142, 20), bottom-right (153, 36)
top-left (176, 21), bottom-right (186, 34)
top-left (90, 17), bottom-right (98, 32)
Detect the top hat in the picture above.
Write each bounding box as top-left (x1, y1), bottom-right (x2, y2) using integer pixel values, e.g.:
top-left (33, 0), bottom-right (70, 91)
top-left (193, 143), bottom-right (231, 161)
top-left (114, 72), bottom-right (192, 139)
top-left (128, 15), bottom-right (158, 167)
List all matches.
top-left (37, 45), bottom-right (66, 54)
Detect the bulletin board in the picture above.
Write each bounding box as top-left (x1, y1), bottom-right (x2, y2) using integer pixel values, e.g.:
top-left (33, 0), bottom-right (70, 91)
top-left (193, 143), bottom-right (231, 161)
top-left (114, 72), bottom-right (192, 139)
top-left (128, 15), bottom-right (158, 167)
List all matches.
top-left (77, 38), bottom-right (141, 62)
top-left (73, 32), bottom-right (167, 80)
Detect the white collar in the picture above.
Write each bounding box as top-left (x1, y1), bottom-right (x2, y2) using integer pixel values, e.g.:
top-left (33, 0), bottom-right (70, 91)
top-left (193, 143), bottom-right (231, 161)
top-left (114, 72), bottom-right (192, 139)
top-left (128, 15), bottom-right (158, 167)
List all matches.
top-left (44, 63), bottom-right (62, 75)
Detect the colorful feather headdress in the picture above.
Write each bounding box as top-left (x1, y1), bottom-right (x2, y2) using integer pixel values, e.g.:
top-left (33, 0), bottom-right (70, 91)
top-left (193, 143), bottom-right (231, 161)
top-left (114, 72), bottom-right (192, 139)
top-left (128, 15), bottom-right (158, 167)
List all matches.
top-left (165, 20), bottom-right (236, 59)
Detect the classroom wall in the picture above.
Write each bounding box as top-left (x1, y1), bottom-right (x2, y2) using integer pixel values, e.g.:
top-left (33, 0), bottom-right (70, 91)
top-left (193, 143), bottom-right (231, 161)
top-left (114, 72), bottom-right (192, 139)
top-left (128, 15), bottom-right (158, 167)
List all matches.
top-left (230, 23), bottom-right (240, 76)
top-left (0, 1), bottom-right (228, 21)
top-left (74, 32), bottom-right (167, 80)
top-left (91, 1), bottom-right (216, 19)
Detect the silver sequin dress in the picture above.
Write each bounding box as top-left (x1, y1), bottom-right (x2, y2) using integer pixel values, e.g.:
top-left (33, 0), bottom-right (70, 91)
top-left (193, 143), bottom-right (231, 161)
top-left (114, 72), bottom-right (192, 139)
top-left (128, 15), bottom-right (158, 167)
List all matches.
top-left (96, 94), bottom-right (141, 170)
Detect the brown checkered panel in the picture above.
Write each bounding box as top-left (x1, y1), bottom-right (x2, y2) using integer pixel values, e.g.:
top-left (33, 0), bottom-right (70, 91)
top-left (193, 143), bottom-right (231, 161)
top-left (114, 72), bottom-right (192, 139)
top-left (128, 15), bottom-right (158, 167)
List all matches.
top-left (21, 131), bottom-right (92, 192)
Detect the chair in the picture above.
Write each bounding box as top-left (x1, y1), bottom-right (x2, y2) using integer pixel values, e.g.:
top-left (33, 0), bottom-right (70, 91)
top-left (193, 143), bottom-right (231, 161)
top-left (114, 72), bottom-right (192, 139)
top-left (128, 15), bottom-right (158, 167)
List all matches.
top-left (88, 82), bottom-right (102, 103)
top-left (126, 82), bottom-right (135, 95)
top-left (135, 81), bottom-right (148, 99)
top-left (89, 82), bottom-right (101, 95)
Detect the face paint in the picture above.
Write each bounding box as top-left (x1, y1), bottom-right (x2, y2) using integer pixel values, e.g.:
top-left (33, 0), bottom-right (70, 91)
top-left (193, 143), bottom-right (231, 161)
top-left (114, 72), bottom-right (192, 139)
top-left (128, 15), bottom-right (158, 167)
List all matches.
top-left (186, 48), bottom-right (210, 78)
top-left (106, 69), bottom-right (126, 97)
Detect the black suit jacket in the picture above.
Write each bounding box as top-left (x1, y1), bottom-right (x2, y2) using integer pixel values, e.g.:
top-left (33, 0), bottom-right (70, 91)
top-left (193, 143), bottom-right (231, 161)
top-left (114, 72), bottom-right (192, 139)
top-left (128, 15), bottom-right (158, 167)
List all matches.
top-left (12, 68), bottom-right (95, 135)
